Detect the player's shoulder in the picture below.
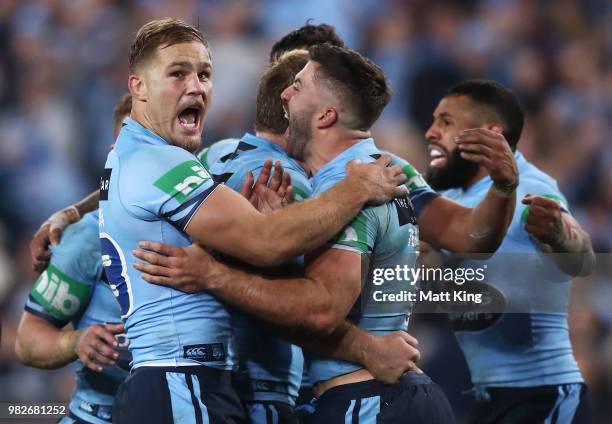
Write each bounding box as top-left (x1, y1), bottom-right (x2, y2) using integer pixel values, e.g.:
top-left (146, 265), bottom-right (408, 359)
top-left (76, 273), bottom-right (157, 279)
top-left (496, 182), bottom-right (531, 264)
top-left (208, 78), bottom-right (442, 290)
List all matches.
top-left (516, 154), bottom-right (567, 207)
top-left (197, 138), bottom-right (241, 170)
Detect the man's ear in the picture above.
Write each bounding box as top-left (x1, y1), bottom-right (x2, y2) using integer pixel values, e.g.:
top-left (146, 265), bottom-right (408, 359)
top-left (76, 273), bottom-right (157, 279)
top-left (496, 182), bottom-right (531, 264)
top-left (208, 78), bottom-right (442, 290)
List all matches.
top-left (316, 107), bottom-right (337, 129)
top-left (128, 74), bottom-right (147, 102)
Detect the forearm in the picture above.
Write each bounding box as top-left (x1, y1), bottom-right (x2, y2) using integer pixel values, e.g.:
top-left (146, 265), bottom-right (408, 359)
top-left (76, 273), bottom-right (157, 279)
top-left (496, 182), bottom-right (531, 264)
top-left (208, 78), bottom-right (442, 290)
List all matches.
top-left (206, 260), bottom-right (337, 334)
top-left (254, 180), bottom-right (367, 263)
top-left (74, 190), bottom-right (100, 216)
top-left (464, 188), bottom-right (515, 253)
top-left (16, 321), bottom-right (80, 369)
top-left (548, 225), bottom-right (595, 277)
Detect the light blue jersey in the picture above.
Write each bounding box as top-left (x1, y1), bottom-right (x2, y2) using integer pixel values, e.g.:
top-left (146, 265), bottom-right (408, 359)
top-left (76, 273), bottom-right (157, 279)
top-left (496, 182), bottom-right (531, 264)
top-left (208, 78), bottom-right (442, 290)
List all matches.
top-left (442, 151), bottom-right (583, 387)
top-left (208, 133), bottom-right (311, 406)
top-left (25, 211), bottom-right (128, 424)
top-left (197, 138), bottom-right (240, 170)
top-left (306, 139), bottom-right (439, 384)
top-left (98, 118), bottom-right (233, 370)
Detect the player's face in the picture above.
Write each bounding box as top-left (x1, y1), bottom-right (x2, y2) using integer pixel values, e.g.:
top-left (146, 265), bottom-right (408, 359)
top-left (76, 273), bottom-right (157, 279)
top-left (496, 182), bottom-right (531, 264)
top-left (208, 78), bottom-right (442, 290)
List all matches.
top-left (424, 95), bottom-right (479, 190)
top-left (142, 42), bottom-right (212, 153)
top-left (281, 61), bottom-right (321, 162)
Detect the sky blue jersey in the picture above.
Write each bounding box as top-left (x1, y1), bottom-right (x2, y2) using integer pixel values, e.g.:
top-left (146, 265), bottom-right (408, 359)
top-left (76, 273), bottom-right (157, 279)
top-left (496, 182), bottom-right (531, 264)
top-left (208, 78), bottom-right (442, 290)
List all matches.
top-left (207, 133), bottom-right (312, 406)
top-left (98, 118), bottom-right (233, 370)
top-left (306, 139), bottom-right (439, 384)
top-left (442, 151), bottom-right (583, 387)
top-left (197, 138), bottom-right (241, 171)
top-left (24, 211), bottom-right (128, 424)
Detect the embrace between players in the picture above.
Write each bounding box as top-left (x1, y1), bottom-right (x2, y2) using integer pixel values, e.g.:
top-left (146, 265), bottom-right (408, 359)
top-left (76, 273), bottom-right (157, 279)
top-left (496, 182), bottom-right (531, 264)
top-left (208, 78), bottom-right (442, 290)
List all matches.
top-left (17, 18), bottom-right (594, 424)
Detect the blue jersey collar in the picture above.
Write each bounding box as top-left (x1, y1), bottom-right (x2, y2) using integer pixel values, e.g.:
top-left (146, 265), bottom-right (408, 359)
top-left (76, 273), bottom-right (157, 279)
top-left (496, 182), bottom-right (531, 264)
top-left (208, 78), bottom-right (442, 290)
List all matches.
top-left (121, 117), bottom-right (170, 146)
top-left (316, 138), bottom-right (377, 174)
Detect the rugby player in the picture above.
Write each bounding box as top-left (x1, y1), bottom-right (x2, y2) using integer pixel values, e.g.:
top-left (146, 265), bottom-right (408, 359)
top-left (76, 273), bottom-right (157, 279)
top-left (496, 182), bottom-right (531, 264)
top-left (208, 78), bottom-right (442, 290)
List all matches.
top-left (423, 79), bottom-right (595, 423)
top-left (15, 93), bottom-right (132, 424)
top-left (102, 19), bottom-right (407, 424)
top-left (134, 44), bottom-right (520, 423)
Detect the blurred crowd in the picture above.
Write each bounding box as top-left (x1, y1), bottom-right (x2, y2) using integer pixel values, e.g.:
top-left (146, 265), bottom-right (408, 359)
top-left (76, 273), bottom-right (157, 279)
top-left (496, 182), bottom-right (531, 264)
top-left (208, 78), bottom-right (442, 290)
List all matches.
top-left (0, 0), bottom-right (610, 422)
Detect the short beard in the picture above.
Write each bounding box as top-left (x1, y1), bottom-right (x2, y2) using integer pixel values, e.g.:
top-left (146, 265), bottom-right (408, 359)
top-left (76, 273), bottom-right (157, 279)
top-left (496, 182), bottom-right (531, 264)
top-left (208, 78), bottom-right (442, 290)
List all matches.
top-left (286, 107), bottom-right (314, 162)
top-left (426, 148), bottom-right (480, 191)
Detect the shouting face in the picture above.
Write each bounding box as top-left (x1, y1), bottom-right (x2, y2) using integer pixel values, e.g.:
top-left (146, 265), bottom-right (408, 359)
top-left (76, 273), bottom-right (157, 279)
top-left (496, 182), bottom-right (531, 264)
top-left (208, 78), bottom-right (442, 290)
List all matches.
top-left (132, 41), bottom-right (212, 153)
top-left (424, 95), bottom-right (480, 190)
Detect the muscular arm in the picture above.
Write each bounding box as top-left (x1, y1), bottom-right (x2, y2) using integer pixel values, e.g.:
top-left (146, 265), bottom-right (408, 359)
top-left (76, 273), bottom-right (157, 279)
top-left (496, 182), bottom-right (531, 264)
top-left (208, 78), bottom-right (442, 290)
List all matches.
top-left (187, 158), bottom-right (405, 266)
top-left (523, 195), bottom-right (595, 277)
top-left (15, 312), bottom-right (79, 369)
top-left (74, 190), bottom-right (100, 216)
top-left (418, 189), bottom-right (515, 254)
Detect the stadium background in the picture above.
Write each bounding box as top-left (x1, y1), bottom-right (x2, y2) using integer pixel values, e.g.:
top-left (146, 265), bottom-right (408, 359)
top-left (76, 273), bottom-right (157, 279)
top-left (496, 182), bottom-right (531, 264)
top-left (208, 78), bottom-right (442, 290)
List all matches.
top-left (0, 0), bottom-right (610, 422)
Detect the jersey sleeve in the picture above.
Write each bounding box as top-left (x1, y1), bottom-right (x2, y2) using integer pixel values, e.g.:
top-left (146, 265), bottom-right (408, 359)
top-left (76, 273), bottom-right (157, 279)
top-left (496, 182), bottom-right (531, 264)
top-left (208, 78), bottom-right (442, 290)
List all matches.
top-left (390, 155), bottom-right (439, 217)
top-left (329, 208), bottom-right (378, 255)
top-left (24, 216), bottom-right (100, 328)
top-left (121, 145), bottom-right (219, 231)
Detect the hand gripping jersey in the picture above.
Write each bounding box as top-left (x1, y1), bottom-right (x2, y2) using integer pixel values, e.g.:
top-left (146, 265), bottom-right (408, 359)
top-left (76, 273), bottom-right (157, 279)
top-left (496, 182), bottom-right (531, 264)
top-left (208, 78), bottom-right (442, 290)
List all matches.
top-left (442, 151), bottom-right (583, 387)
top-left (25, 211), bottom-right (128, 424)
top-left (98, 118), bottom-right (232, 370)
top-left (207, 133), bottom-right (312, 406)
top-left (305, 139), bottom-right (439, 384)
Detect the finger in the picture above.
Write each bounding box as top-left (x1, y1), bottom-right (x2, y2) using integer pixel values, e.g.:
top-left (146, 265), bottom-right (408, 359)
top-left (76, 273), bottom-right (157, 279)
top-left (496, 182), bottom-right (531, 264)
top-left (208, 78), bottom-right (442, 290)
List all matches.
top-left (268, 161), bottom-right (284, 192)
top-left (528, 196), bottom-right (560, 210)
top-left (283, 186), bottom-right (294, 205)
top-left (80, 353), bottom-right (104, 372)
top-left (133, 261), bottom-right (174, 277)
top-left (374, 155), bottom-right (392, 167)
top-left (132, 249), bottom-right (174, 267)
top-left (92, 339), bottom-right (119, 360)
top-left (525, 204), bottom-right (553, 219)
top-left (278, 172), bottom-right (291, 198)
top-left (34, 249), bottom-right (52, 262)
top-left (399, 331), bottom-right (419, 347)
top-left (522, 196), bottom-right (533, 205)
top-left (392, 186), bottom-right (409, 198)
top-left (104, 323), bottom-right (125, 335)
top-left (457, 142), bottom-right (493, 156)
top-left (32, 260), bottom-right (49, 273)
top-left (94, 326), bottom-right (121, 348)
top-left (459, 152), bottom-right (492, 167)
top-left (137, 241), bottom-right (185, 257)
top-left (141, 272), bottom-right (174, 287)
top-left (240, 171), bottom-right (254, 199)
top-left (49, 227), bottom-right (63, 245)
top-left (87, 348), bottom-right (116, 366)
top-left (255, 160), bottom-right (273, 187)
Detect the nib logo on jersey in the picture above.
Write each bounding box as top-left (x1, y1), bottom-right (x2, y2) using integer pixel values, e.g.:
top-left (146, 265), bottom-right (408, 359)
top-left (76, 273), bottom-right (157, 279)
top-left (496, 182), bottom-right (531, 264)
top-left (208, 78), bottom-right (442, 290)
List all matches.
top-left (31, 265), bottom-right (90, 321)
top-left (154, 160), bottom-right (211, 204)
top-left (183, 343), bottom-right (226, 362)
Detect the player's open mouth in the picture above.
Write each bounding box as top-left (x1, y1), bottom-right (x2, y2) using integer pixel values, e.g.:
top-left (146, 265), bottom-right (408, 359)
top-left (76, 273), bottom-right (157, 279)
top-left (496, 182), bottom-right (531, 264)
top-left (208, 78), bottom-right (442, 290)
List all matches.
top-left (177, 104), bottom-right (203, 132)
top-left (429, 145), bottom-right (447, 169)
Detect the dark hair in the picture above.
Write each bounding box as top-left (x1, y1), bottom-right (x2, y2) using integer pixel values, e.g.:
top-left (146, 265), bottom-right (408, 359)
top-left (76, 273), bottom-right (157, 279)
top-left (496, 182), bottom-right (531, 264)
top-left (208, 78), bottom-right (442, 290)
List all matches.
top-left (446, 79), bottom-right (524, 150)
top-left (308, 43), bottom-right (391, 130)
top-left (113, 92), bottom-right (132, 138)
top-left (129, 18), bottom-right (209, 72)
top-left (255, 50), bottom-right (309, 134)
top-left (269, 22), bottom-right (344, 63)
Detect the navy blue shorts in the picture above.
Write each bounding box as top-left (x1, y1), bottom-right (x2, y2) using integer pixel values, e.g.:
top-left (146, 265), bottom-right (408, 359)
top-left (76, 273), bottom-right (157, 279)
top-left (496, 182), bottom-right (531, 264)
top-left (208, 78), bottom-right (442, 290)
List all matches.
top-left (469, 383), bottom-right (591, 424)
top-left (245, 401), bottom-right (298, 424)
top-left (311, 372), bottom-right (455, 423)
top-left (112, 365), bottom-right (247, 424)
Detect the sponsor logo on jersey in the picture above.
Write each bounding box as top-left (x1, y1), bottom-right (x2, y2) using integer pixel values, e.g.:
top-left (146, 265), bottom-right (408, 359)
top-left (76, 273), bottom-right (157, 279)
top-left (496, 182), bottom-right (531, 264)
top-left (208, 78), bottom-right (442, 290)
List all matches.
top-left (154, 160), bottom-right (211, 204)
top-left (100, 168), bottom-right (112, 200)
top-left (183, 343), bottom-right (226, 362)
top-left (31, 264), bottom-right (91, 321)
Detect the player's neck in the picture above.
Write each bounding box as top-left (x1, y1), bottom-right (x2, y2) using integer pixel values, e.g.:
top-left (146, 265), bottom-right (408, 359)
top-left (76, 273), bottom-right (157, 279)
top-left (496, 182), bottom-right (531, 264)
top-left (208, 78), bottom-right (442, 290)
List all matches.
top-left (308, 128), bottom-right (371, 174)
top-left (255, 131), bottom-right (288, 151)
